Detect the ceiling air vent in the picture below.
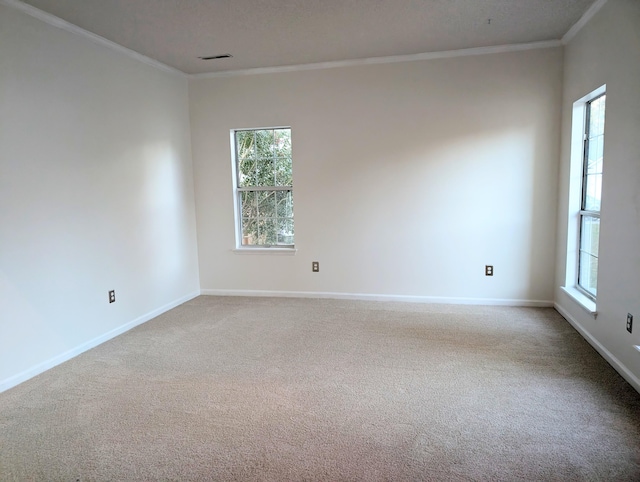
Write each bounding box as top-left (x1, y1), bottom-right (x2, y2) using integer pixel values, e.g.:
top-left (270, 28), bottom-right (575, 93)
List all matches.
top-left (198, 54), bottom-right (233, 60)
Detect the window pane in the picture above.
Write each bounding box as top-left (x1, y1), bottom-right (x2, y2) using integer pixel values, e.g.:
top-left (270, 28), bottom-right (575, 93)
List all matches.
top-left (255, 129), bottom-right (275, 158)
top-left (257, 191), bottom-right (276, 218)
top-left (276, 190), bottom-right (293, 218)
top-left (277, 217), bottom-right (294, 245)
top-left (241, 191), bottom-right (257, 218)
top-left (587, 136), bottom-right (603, 173)
top-left (258, 218), bottom-right (277, 245)
top-left (274, 157), bottom-right (293, 186)
top-left (580, 215), bottom-right (600, 257)
top-left (584, 173), bottom-right (602, 211)
top-left (255, 158), bottom-right (275, 186)
top-left (595, 146), bottom-right (603, 175)
top-left (579, 215), bottom-right (599, 297)
top-left (236, 128), bottom-right (292, 187)
top-left (236, 131), bottom-right (255, 160)
top-left (238, 158), bottom-right (256, 187)
top-left (589, 95), bottom-right (606, 137)
top-left (579, 251), bottom-right (598, 297)
top-left (584, 94), bottom-right (605, 213)
top-left (241, 218), bottom-right (257, 245)
top-left (274, 129), bottom-right (292, 158)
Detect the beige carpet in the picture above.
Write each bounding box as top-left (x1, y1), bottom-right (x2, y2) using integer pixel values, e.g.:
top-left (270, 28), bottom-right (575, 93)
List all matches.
top-left (1, 296), bottom-right (639, 481)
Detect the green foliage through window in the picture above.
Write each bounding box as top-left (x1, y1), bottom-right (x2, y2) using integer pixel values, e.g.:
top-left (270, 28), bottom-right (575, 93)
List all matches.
top-left (234, 128), bottom-right (294, 246)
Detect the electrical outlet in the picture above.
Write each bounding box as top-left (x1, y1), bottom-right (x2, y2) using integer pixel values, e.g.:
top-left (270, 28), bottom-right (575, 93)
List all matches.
top-left (485, 265), bottom-right (494, 276)
top-left (109, 290), bottom-right (116, 303)
top-left (312, 261), bottom-right (319, 272)
top-left (627, 313), bottom-right (633, 333)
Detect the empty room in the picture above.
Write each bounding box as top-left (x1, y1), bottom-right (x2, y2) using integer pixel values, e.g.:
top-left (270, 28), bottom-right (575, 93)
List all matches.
top-left (1, 0), bottom-right (639, 479)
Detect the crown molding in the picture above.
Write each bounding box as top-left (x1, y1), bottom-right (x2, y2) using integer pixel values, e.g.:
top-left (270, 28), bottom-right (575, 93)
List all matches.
top-left (562, 0), bottom-right (608, 44)
top-left (190, 40), bottom-right (562, 79)
top-left (0, 0), bottom-right (185, 77)
top-left (1, 0), bottom-right (571, 81)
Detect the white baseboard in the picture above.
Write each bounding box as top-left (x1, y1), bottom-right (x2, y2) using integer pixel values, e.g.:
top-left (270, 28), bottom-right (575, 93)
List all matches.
top-left (0, 290), bottom-right (200, 393)
top-left (201, 289), bottom-right (553, 307)
top-left (555, 302), bottom-right (640, 394)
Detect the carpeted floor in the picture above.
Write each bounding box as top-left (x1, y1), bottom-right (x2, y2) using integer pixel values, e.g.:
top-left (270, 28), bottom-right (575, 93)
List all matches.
top-left (1, 296), bottom-right (640, 481)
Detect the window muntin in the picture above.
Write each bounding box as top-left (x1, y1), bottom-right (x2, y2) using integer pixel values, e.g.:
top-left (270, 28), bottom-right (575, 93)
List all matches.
top-left (578, 94), bottom-right (605, 299)
top-left (233, 128), bottom-right (294, 247)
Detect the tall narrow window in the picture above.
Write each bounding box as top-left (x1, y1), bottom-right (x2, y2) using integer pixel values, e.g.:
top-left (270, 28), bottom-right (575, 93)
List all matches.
top-left (578, 94), bottom-right (605, 299)
top-left (232, 128), bottom-right (294, 248)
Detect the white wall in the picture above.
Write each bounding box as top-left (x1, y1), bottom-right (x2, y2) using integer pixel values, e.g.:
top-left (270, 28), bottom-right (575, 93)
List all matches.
top-left (0, 5), bottom-right (200, 389)
top-left (555, 0), bottom-right (640, 389)
top-left (190, 48), bottom-right (563, 304)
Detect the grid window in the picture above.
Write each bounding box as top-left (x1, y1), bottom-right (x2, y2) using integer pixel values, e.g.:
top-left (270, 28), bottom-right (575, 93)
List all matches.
top-left (578, 94), bottom-right (605, 299)
top-left (232, 128), bottom-right (294, 247)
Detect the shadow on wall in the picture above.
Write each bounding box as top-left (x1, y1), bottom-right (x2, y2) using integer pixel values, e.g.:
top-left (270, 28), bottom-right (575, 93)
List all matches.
top-left (137, 141), bottom-right (194, 281)
top-left (0, 137), bottom-right (193, 383)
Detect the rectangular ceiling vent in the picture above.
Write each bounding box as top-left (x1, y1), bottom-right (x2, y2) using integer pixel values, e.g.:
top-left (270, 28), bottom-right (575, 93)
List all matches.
top-left (198, 54), bottom-right (233, 60)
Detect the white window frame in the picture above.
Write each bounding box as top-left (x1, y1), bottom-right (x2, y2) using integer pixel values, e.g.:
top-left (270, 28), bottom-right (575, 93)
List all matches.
top-left (562, 85), bottom-right (606, 315)
top-left (230, 127), bottom-right (296, 255)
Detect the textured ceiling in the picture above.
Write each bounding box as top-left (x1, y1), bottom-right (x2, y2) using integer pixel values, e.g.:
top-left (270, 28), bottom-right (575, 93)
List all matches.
top-left (18, 0), bottom-right (596, 74)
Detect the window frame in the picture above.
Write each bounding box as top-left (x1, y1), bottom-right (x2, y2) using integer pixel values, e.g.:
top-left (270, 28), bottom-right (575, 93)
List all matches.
top-left (563, 84), bottom-right (606, 314)
top-left (230, 126), bottom-right (295, 252)
top-left (577, 93), bottom-right (605, 301)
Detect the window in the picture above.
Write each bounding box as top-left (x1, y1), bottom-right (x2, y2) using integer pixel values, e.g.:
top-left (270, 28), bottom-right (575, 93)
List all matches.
top-left (578, 94), bottom-right (605, 299)
top-left (231, 128), bottom-right (294, 248)
top-left (564, 85), bottom-right (606, 312)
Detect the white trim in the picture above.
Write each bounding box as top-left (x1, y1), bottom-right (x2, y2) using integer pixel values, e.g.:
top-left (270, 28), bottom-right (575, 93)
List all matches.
top-left (561, 286), bottom-right (597, 317)
top-left (562, 0), bottom-right (608, 44)
top-left (200, 289), bottom-right (553, 307)
top-left (0, 0), bottom-right (185, 77)
top-left (1, 0), bottom-right (564, 80)
top-left (2, 0), bottom-right (600, 79)
top-left (190, 40), bottom-right (562, 79)
top-left (230, 130), bottom-right (241, 247)
top-left (555, 303), bottom-right (640, 394)
top-left (232, 248), bottom-right (297, 255)
top-left (0, 290), bottom-right (199, 393)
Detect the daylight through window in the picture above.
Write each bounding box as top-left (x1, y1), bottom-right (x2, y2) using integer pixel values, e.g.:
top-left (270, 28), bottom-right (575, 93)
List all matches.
top-left (232, 128), bottom-right (294, 247)
top-left (578, 94), bottom-right (605, 299)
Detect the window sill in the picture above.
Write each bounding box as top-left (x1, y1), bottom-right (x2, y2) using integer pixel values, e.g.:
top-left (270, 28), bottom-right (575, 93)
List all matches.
top-left (561, 286), bottom-right (597, 318)
top-left (232, 248), bottom-right (297, 256)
